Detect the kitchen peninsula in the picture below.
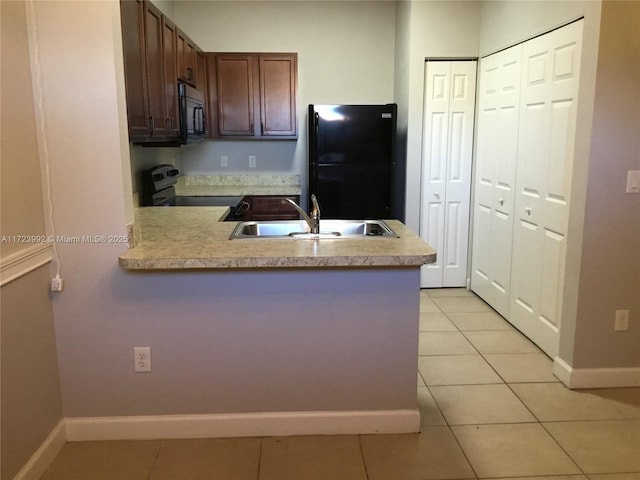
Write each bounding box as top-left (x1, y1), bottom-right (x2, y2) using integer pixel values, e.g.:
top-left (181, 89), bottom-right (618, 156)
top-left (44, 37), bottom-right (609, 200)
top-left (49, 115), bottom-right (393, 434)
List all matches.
top-left (120, 207), bottom-right (434, 269)
top-left (117, 207), bottom-right (436, 437)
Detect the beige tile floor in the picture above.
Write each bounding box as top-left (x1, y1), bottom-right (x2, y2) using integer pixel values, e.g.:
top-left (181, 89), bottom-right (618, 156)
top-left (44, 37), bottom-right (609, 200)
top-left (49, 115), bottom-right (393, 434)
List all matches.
top-left (41, 289), bottom-right (640, 480)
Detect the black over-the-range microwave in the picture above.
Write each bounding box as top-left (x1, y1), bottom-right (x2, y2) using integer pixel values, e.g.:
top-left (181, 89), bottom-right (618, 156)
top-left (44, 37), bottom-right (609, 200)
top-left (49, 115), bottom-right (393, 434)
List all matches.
top-left (179, 82), bottom-right (206, 144)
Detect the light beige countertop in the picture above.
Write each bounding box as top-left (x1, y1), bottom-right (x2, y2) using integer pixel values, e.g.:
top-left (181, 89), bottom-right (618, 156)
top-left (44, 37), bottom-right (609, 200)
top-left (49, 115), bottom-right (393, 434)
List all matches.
top-left (119, 207), bottom-right (436, 270)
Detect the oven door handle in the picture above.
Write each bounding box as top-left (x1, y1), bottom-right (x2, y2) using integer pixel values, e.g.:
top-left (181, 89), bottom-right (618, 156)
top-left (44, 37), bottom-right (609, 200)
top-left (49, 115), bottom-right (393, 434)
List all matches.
top-left (236, 200), bottom-right (250, 216)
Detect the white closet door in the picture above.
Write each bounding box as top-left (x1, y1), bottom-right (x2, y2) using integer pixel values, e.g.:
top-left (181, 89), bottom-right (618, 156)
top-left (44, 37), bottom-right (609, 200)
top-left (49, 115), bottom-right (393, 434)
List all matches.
top-left (421, 60), bottom-right (477, 288)
top-left (509, 20), bottom-right (583, 357)
top-left (470, 45), bottom-right (522, 316)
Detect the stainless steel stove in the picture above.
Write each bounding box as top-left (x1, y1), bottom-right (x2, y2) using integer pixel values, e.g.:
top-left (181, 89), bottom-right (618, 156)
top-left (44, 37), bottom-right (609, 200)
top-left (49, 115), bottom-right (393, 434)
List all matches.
top-left (140, 165), bottom-right (245, 216)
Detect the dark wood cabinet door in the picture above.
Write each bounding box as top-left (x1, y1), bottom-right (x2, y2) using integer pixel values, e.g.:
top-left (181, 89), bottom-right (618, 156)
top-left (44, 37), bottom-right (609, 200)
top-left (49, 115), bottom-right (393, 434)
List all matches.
top-left (161, 16), bottom-right (180, 137)
top-left (195, 50), bottom-right (208, 135)
top-left (259, 54), bottom-right (297, 137)
top-left (143, 1), bottom-right (166, 138)
top-left (215, 55), bottom-right (255, 136)
top-left (177, 29), bottom-right (196, 85)
top-left (195, 49), bottom-right (206, 93)
top-left (208, 53), bottom-right (297, 139)
top-left (120, 0), bottom-right (149, 139)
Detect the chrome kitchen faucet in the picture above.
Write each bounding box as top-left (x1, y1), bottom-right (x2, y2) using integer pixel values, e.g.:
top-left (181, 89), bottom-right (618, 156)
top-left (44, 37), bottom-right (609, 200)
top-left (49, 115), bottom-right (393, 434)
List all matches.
top-left (283, 195), bottom-right (320, 234)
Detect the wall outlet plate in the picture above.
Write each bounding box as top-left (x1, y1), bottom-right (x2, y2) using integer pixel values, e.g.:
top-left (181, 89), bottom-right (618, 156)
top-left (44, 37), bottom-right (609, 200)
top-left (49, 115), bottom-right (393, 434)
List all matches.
top-left (614, 310), bottom-right (629, 331)
top-left (626, 170), bottom-right (640, 194)
top-left (134, 346), bottom-right (151, 372)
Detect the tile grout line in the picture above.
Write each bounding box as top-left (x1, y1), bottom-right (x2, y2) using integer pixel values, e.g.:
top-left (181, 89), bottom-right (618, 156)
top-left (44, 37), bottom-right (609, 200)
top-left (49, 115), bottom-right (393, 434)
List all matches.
top-left (145, 440), bottom-right (163, 480)
top-left (538, 421), bottom-right (587, 476)
top-left (256, 437), bottom-right (264, 480)
top-left (357, 435), bottom-right (371, 480)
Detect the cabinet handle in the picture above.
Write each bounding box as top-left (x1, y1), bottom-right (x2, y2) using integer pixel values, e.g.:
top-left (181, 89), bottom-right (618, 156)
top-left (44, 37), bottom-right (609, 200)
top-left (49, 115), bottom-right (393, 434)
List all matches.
top-left (499, 198), bottom-right (504, 206)
top-left (525, 207), bottom-right (532, 216)
top-left (149, 116), bottom-right (155, 135)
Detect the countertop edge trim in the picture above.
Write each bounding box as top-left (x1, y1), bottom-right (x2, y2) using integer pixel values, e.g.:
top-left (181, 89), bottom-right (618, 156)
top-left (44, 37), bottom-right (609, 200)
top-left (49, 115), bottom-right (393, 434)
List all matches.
top-left (118, 254), bottom-right (436, 270)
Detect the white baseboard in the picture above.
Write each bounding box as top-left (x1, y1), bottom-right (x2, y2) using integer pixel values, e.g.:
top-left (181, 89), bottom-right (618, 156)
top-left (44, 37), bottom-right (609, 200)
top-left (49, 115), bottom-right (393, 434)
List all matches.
top-left (65, 409), bottom-right (421, 442)
top-left (13, 419), bottom-right (66, 480)
top-left (15, 410), bottom-right (418, 478)
top-left (554, 357), bottom-right (640, 388)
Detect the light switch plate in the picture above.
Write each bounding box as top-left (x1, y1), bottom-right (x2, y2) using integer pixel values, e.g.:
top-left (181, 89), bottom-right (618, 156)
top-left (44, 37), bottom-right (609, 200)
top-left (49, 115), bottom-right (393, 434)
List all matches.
top-left (615, 310), bottom-right (629, 331)
top-left (626, 170), bottom-right (640, 193)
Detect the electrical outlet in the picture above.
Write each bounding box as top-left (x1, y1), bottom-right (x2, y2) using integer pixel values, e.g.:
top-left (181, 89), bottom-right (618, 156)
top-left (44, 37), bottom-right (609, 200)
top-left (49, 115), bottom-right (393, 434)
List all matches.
top-left (249, 155), bottom-right (256, 168)
top-left (614, 310), bottom-right (629, 331)
top-left (220, 155), bottom-right (228, 168)
top-left (51, 274), bottom-right (64, 292)
top-left (626, 170), bottom-right (640, 194)
top-left (134, 347), bottom-right (151, 372)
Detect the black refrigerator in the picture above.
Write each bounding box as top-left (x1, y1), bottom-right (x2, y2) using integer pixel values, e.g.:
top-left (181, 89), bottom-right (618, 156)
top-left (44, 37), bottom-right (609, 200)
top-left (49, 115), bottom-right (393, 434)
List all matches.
top-left (308, 104), bottom-right (404, 221)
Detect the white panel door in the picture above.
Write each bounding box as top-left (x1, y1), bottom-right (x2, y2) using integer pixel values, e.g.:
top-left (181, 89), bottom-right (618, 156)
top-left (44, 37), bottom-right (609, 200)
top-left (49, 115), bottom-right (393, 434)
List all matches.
top-left (420, 60), bottom-right (477, 288)
top-left (470, 45), bottom-right (522, 316)
top-left (509, 20), bottom-right (583, 357)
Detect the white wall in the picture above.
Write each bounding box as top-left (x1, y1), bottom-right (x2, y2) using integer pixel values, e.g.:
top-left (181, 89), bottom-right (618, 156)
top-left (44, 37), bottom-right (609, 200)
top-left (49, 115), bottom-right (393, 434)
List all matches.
top-left (26, 0), bottom-right (132, 417)
top-left (571, 0), bottom-right (640, 369)
top-left (1, 2), bottom-right (63, 478)
top-left (479, 0), bottom-right (591, 55)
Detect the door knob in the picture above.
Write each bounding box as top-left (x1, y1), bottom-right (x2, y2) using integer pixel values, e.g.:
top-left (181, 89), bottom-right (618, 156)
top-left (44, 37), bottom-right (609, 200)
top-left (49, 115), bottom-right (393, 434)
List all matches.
top-left (434, 191), bottom-right (441, 199)
top-left (499, 198), bottom-right (504, 206)
top-left (525, 207), bottom-right (532, 216)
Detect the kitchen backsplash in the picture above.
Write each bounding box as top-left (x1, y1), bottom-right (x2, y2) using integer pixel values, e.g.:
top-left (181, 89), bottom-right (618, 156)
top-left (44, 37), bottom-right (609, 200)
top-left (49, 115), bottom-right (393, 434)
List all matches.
top-left (180, 174), bottom-right (300, 187)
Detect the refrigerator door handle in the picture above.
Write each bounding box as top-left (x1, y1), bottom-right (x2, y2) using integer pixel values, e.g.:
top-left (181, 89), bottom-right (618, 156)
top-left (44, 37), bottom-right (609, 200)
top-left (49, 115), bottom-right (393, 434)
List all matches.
top-left (314, 112), bottom-right (319, 142)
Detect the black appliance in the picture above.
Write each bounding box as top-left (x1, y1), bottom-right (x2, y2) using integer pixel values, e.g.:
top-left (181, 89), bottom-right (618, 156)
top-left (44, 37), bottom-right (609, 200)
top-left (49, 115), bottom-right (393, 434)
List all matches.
top-left (308, 104), bottom-right (403, 220)
top-left (179, 83), bottom-right (206, 145)
top-left (139, 165), bottom-right (245, 218)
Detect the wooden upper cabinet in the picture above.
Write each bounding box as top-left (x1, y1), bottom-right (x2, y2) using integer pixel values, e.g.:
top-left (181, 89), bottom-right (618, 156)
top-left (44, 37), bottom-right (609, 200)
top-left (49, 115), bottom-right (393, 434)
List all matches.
top-left (120, 0), bottom-right (149, 139)
top-left (161, 16), bottom-right (180, 137)
top-left (215, 54), bottom-right (256, 136)
top-left (260, 55), bottom-right (297, 137)
top-left (207, 53), bottom-right (297, 139)
top-left (143, 1), bottom-right (166, 138)
top-left (177, 28), bottom-right (196, 85)
top-left (195, 49), bottom-right (207, 93)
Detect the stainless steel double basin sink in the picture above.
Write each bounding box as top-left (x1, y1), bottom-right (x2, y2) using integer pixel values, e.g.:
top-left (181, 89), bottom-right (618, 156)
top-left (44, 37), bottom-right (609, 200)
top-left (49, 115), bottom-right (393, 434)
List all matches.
top-left (229, 219), bottom-right (397, 239)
